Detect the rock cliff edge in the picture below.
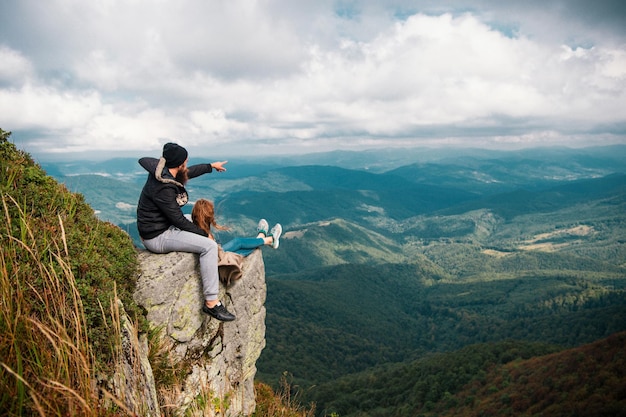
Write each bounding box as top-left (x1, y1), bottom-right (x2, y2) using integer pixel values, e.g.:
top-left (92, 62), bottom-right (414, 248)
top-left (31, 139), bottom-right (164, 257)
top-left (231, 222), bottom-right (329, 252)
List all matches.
top-left (117, 249), bottom-right (267, 416)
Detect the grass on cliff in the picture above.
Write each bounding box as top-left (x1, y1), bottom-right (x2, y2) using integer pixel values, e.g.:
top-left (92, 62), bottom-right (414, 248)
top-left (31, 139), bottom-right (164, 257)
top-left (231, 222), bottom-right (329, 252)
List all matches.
top-left (253, 374), bottom-right (316, 417)
top-left (0, 129), bottom-right (140, 415)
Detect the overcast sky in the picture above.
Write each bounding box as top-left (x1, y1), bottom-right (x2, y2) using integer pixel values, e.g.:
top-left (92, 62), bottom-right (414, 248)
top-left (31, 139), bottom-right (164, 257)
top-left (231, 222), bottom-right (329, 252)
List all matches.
top-left (1, 0), bottom-right (625, 160)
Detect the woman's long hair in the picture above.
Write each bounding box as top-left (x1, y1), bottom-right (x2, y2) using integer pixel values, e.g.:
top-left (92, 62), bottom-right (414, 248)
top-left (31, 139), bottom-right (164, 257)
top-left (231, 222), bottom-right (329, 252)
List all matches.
top-left (191, 198), bottom-right (229, 236)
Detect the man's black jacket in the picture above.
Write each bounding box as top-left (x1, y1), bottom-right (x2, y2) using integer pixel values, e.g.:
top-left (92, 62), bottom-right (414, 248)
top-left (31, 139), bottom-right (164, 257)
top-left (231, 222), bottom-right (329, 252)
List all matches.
top-left (136, 157), bottom-right (214, 240)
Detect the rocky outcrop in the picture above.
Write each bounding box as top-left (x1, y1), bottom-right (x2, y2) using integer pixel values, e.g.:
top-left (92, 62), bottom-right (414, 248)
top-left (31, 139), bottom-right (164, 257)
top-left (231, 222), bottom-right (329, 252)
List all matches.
top-left (112, 299), bottom-right (160, 416)
top-left (122, 249), bottom-right (266, 416)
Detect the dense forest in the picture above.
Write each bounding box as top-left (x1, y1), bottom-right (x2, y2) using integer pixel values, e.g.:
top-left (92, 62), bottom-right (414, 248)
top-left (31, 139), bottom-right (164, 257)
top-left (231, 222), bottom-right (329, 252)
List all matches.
top-left (307, 332), bottom-right (626, 417)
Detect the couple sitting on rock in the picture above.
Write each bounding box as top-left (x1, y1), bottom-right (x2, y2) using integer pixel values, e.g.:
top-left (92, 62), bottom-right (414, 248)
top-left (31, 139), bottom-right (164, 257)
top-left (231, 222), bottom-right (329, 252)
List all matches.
top-left (136, 142), bottom-right (281, 323)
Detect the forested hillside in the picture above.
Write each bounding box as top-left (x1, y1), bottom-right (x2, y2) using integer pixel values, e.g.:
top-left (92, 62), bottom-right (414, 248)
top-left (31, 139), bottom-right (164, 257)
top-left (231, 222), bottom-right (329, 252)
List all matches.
top-left (255, 171), bottom-right (626, 389)
top-left (307, 332), bottom-right (626, 417)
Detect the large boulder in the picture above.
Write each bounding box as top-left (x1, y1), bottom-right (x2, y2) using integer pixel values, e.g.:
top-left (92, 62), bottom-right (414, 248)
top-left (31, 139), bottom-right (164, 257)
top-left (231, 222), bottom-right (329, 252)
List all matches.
top-left (133, 249), bottom-right (267, 416)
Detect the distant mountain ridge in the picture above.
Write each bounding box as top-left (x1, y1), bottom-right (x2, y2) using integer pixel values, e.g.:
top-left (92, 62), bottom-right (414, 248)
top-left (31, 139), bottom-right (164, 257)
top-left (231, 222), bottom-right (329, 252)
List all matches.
top-left (440, 171), bottom-right (626, 219)
top-left (40, 144), bottom-right (626, 179)
top-left (41, 145), bottom-right (626, 227)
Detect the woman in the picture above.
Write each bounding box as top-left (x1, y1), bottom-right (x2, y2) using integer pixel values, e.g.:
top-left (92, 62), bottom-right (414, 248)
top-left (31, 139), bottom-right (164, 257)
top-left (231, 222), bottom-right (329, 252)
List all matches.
top-left (191, 198), bottom-right (282, 256)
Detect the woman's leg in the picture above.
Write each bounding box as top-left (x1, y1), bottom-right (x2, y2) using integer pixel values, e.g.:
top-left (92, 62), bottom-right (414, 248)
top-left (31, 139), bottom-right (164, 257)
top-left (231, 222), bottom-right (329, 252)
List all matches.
top-left (222, 237), bottom-right (266, 257)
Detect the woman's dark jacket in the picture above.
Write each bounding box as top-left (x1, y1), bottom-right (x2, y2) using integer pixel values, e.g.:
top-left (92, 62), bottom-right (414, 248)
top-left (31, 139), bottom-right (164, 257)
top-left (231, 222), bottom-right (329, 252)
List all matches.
top-left (136, 157), bottom-right (213, 239)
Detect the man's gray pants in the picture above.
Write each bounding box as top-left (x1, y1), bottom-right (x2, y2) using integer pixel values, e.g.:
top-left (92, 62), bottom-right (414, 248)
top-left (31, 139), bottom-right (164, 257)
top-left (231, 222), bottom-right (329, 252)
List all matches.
top-left (142, 227), bottom-right (219, 302)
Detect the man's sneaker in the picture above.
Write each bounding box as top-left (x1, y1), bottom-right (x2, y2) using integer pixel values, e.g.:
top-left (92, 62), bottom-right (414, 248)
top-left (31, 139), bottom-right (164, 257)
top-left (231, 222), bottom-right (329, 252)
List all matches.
top-left (202, 302), bottom-right (236, 321)
top-left (257, 219), bottom-right (269, 236)
top-left (270, 223), bottom-right (282, 249)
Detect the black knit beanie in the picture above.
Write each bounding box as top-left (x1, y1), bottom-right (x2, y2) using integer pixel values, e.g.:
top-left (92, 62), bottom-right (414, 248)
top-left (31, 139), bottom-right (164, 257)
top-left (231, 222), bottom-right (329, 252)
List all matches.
top-left (162, 142), bottom-right (188, 168)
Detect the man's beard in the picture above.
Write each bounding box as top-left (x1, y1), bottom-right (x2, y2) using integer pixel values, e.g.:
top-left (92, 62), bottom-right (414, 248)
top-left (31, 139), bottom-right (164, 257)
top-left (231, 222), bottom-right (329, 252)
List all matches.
top-left (176, 166), bottom-right (189, 185)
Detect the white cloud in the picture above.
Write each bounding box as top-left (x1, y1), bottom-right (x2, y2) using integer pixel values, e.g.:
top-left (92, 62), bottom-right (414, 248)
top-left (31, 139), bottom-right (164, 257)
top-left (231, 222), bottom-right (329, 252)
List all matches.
top-left (0, 84), bottom-right (102, 131)
top-left (0, 46), bottom-right (34, 83)
top-left (0, 0), bottom-right (624, 158)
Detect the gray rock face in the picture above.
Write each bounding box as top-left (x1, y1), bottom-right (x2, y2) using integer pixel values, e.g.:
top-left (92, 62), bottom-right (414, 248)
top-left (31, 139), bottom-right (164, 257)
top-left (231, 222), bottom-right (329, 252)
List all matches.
top-left (112, 299), bottom-right (160, 417)
top-left (132, 249), bottom-right (267, 416)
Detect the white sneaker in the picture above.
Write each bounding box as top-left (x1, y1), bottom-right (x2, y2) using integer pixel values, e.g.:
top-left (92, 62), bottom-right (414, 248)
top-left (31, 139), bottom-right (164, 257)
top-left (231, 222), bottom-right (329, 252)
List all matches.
top-left (257, 219), bottom-right (269, 236)
top-left (270, 224), bottom-right (282, 249)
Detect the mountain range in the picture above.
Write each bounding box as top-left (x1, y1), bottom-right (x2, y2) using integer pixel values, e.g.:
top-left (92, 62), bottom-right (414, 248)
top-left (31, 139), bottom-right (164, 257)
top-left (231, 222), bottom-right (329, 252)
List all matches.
top-left (40, 145), bottom-right (626, 415)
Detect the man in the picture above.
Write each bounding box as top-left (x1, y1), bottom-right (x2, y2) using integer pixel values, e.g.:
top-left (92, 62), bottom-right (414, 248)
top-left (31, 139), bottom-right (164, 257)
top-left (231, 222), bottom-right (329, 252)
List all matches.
top-left (136, 142), bottom-right (235, 321)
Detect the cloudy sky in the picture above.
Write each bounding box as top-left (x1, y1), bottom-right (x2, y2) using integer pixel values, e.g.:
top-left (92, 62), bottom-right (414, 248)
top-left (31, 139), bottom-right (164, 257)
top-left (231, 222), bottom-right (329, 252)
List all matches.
top-left (1, 0), bottom-right (625, 160)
